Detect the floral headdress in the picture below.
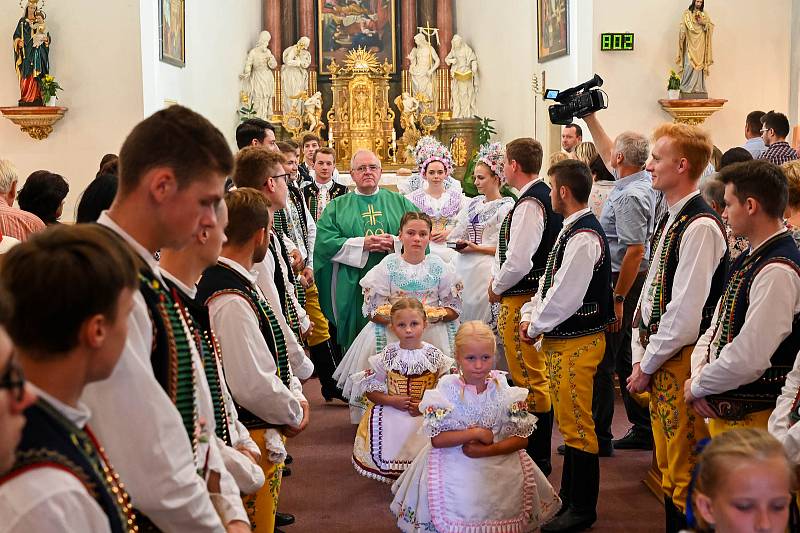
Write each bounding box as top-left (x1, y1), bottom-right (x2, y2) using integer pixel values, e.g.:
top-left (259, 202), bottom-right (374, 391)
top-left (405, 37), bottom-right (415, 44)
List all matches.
top-left (476, 142), bottom-right (506, 184)
top-left (414, 136), bottom-right (454, 177)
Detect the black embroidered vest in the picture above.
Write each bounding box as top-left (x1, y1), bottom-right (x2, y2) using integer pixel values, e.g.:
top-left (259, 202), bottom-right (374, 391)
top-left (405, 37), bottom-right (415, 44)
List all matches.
top-left (705, 232), bottom-right (800, 419)
top-left (301, 180), bottom-right (348, 221)
top-left (642, 194), bottom-right (728, 338)
top-left (196, 262), bottom-right (290, 429)
top-left (0, 399), bottom-right (136, 532)
top-left (269, 231), bottom-right (303, 339)
top-left (164, 278), bottom-right (232, 446)
top-left (539, 211), bottom-right (614, 338)
top-left (497, 180), bottom-right (563, 296)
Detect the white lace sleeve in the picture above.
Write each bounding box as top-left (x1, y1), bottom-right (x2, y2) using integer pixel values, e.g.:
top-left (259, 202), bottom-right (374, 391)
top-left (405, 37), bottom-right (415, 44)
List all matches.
top-left (500, 385), bottom-right (538, 439)
top-left (349, 355), bottom-right (388, 408)
top-left (360, 259), bottom-right (391, 317)
top-left (449, 204), bottom-right (469, 241)
top-left (418, 387), bottom-right (457, 437)
top-left (437, 260), bottom-right (464, 315)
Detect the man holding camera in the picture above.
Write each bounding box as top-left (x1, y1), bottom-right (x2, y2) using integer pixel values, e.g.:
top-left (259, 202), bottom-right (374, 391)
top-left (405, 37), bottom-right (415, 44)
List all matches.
top-left (583, 113), bottom-right (656, 455)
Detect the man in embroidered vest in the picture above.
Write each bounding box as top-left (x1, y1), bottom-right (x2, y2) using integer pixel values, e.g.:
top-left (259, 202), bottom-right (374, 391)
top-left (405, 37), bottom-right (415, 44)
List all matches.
top-left (685, 160), bottom-right (800, 437)
top-left (314, 149), bottom-right (418, 352)
top-left (159, 203), bottom-right (267, 500)
top-left (301, 147), bottom-right (349, 223)
top-left (81, 105), bottom-right (249, 532)
top-left (627, 123), bottom-right (728, 532)
top-left (298, 133), bottom-right (319, 186)
top-left (0, 294), bottom-right (35, 477)
top-left (0, 225), bottom-right (139, 532)
top-left (231, 148), bottom-right (316, 391)
top-left (277, 142), bottom-right (345, 402)
top-left (488, 137), bottom-right (563, 476)
top-left (519, 160), bottom-right (613, 532)
top-left (197, 188), bottom-right (309, 533)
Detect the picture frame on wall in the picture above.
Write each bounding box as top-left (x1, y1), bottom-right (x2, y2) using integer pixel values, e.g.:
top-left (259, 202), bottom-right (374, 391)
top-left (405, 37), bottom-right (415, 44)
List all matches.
top-left (318, 0), bottom-right (397, 74)
top-left (160, 0), bottom-right (185, 67)
top-left (537, 0), bottom-right (568, 62)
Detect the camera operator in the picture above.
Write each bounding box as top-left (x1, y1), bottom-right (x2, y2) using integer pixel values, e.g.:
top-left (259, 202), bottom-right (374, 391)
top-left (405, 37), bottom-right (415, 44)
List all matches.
top-left (582, 112), bottom-right (655, 454)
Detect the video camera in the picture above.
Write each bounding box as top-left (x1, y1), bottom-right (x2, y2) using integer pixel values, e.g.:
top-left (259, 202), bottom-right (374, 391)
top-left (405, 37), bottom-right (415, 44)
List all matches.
top-left (545, 74), bottom-right (608, 125)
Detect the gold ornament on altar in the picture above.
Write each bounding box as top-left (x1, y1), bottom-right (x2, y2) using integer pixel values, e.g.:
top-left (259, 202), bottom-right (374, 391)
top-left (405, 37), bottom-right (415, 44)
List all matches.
top-left (326, 48), bottom-right (395, 166)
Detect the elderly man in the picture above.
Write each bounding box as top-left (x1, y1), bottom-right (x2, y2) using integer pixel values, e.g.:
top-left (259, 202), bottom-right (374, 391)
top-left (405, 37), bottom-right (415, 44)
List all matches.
top-left (584, 113), bottom-right (656, 455)
top-left (0, 160), bottom-right (45, 241)
top-left (314, 149), bottom-right (418, 351)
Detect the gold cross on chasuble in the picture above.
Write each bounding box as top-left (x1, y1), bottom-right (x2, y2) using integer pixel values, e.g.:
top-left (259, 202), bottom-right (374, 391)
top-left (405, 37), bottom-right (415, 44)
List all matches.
top-left (361, 204), bottom-right (385, 236)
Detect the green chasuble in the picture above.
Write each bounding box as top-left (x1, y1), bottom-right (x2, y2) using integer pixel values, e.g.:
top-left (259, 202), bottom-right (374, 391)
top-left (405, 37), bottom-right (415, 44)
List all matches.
top-left (314, 188), bottom-right (418, 351)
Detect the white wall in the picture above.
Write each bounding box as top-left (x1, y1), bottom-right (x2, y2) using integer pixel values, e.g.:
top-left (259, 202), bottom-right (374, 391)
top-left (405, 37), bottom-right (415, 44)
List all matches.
top-left (590, 0), bottom-right (792, 152)
top-left (456, 0), bottom-right (794, 155)
top-left (0, 0), bottom-right (144, 221)
top-left (139, 0), bottom-right (263, 148)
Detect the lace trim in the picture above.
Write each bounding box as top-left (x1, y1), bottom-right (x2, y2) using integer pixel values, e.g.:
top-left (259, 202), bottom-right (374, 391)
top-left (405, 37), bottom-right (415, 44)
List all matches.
top-left (383, 344), bottom-right (450, 375)
top-left (387, 255), bottom-right (446, 293)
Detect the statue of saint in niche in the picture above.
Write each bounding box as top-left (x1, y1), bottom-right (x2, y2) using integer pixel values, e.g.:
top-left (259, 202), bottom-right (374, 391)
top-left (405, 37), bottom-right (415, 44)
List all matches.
top-left (676, 0), bottom-right (714, 98)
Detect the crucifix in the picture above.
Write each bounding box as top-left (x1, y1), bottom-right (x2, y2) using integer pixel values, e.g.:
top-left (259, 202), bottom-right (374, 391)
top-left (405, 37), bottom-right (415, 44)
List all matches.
top-left (417, 21), bottom-right (439, 47)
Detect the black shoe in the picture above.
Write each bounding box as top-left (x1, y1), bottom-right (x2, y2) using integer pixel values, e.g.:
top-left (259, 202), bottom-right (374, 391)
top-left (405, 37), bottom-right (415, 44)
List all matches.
top-left (612, 428), bottom-right (653, 450)
top-left (541, 509), bottom-right (597, 532)
top-left (275, 529), bottom-right (286, 533)
top-left (275, 512), bottom-right (295, 527)
top-left (323, 389), bottom-right (348, 403)
top-left (284, 454), bottom-right (293, 465)
top-left (598, 441), bottom-right (614, 457)
top-left (557, 444), bottom-right (565, 456)
top-left (281, 466), bottom-right (292, 477)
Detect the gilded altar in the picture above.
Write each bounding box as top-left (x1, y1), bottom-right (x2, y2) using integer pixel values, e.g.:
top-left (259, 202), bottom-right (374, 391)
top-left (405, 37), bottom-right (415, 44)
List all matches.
top-left (326, 49), bottom-right (395, 165)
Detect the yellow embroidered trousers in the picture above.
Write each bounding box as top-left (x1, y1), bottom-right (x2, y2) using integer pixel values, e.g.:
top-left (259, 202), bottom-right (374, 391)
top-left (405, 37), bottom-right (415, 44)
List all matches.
top-left (304, 282), bottom-right (331, 347)
top-left (650, 345), bottom-right (710, 513)
top-left (499, 294), bottom-right (551, 413)
top-left (543, 333), bottom-right (605, 455)
top-left (708, 408), bottom-right (772, 437)
top-left (243, 428), bottom-right (283, 533)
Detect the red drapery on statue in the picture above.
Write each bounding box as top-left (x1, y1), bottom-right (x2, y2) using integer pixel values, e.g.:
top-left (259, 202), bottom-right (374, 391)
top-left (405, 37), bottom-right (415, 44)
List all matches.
top-left (19, 76), bottom-right (41, 104)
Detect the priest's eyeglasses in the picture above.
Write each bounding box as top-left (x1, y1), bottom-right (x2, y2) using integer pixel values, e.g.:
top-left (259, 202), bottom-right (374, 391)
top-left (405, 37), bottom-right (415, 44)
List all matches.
top-left (0, 357), bottom-right (25, 403)
top-left (354, 165), bottom-right (380, 174)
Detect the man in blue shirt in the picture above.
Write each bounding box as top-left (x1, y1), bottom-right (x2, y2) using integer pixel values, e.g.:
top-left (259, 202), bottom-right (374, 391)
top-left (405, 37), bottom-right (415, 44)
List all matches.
top-left (742, 110), bottom-right (766, 159)
top-left (584, 112), bottom-right (656, 453)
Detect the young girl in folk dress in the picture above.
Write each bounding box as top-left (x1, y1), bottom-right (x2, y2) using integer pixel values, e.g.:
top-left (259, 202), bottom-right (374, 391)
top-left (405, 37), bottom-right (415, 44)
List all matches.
top-left (450, 142), bottom-right (514, 325)
top-left (405, 141), bottom-right (466, 263)
top-left (391, 321), bottom-right (560, 533)
top-left (685, 429), bottom-right (795, 533)
top-left (333, 212), bottom-right (463, 422)
top-left (349, 298), bottom-right (455, 483)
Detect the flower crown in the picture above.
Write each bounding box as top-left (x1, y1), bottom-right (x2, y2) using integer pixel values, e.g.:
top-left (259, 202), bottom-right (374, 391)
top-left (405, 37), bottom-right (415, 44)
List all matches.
top-left (476, 142), bottom-right (506, 184)
top-left (414, 136), bottom-right (454, 177)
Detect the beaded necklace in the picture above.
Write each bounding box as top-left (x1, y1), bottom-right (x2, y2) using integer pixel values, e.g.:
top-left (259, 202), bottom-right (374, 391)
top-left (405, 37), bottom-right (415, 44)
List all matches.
top-left (270, 237), bottom-right (303, 339)
top-left (169, 286), bottom-right (231, 447)
top-left (139, 273), bottom-right (199, 466)
top-left (37, 399), bottom-right (138, 532)
top-left (648, 214), bottom-right (686, 327)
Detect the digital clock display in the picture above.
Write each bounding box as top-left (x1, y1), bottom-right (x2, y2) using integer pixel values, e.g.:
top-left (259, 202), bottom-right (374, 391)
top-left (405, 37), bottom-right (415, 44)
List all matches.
top-left (600, 33), bottom-right (634, 51)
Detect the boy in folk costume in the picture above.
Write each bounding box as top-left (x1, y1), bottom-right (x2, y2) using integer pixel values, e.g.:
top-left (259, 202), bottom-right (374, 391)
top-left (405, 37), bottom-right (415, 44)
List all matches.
top-left (81, 105), bottom-right (249, 532)
top-left (301, 147), bottom-right (348, 223)
top-left (275, 141), bottom-right (344, 401)
top-left (0, 225), bottom-right (139, 532)
top-left (686, 161), bottom-right (800, 435)
top-left (197, 188), bottom-right (310, 533)
top-left (488, 137), bottom-right (563, 475)
top-left (520, 160), bottom-right (614, 532)
top-left (627, 123), bottom-right (728, 532)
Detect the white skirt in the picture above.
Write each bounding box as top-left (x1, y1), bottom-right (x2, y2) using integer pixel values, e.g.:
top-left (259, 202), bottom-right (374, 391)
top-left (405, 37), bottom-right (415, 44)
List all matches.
top-left (333, 321), bottom-right (458, 423)
top-left (390, 446), bottom-right (561, 533)
top-left (453, 252), bottom-right (494, 324)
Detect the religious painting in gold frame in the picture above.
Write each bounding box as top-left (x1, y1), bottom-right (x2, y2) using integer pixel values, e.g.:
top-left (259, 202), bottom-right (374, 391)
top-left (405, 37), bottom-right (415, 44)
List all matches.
top-left (537, 0), bottom-right (568, 62)
top-left (160, 0), bottom-right (185, 67)
top-left (318, 0), bottom-right (397, 74)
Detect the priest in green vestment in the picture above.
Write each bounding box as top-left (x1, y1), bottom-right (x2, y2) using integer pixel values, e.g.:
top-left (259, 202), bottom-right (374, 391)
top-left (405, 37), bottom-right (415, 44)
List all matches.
top-left (314, 149), bottom-right (419, 351)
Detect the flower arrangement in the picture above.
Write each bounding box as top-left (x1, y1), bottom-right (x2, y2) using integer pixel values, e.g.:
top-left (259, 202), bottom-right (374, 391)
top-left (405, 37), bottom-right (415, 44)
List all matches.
top-left (476, 142), bottom-right (506, 184)
top-left (38, 74), bottom-right (62, 103)
top-left (508, 400), bottom-right (529, 419)
top-left (667, 70), bottom-right (681, 91)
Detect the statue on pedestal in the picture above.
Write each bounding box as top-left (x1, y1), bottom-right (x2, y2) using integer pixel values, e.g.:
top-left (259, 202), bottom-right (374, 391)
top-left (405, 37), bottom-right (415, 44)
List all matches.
top-left (13, 0), bottom-right (50, 106)
top-left (281, 37), bottom-right (312, 115)
top-left (445, 35), bottom-right (478, 119)
top-left (239, 31), bottom-right (278, 121)
top-left (676, 0), bottom-right (714, 98)
top-left (302, 91), bottom-right (323, 134)
top-left (408, 32), bottom-right (439, 102)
